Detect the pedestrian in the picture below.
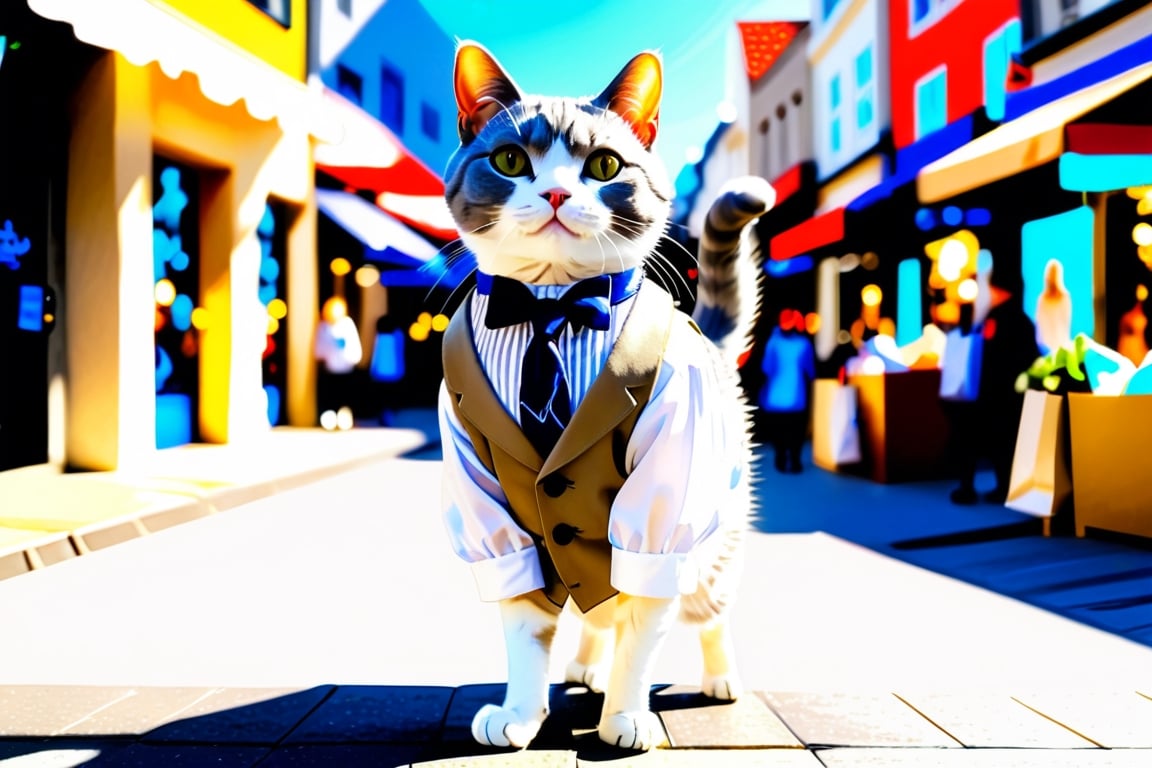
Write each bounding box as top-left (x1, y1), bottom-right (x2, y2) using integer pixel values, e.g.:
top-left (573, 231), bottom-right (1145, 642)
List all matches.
top-left (1035, 258), bottom-right (1072, 354)
top-left (314, 295), bottom-right (362, 430)
top-left (758, 308), bottom-right (816, 473)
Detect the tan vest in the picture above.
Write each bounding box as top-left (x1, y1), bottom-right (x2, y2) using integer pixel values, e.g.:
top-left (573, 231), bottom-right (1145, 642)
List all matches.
top-left (442, 279), bottom-right (676, 613)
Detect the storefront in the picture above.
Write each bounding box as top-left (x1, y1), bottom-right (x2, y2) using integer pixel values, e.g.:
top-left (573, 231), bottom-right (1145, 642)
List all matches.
top-left (23, 0), bottom-right (336, 472)
top-left (0, 5), bottom-right (100, 471)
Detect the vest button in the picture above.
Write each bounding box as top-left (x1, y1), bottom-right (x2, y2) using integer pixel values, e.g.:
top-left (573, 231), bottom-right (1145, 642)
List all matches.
top-left (541, 473), bottom-right (572, 498)
top-left (552, 523), bottom-right (578, 546)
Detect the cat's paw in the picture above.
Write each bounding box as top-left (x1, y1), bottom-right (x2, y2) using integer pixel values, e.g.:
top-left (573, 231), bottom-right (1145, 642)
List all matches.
top-left (564, 659), bottom-right (608, 693)
top-left (701, 673), bottom-right (743, 701)
top-left (470, 704), bottom-right (545, 748)
top-left (598, 711), bottom-right (667, 751)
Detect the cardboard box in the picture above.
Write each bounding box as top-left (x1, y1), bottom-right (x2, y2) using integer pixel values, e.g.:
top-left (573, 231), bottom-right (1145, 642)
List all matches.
top-left (847, 369), bottom-right (951, 484)
top-left (1068, 392), bottom-right (1152, 540)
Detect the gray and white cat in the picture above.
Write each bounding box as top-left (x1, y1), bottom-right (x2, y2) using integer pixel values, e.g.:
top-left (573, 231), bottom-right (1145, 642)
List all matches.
top-left (437, 40), bottom-right (775, 751)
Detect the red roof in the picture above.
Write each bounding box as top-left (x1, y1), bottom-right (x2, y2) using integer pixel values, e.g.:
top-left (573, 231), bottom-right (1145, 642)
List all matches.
top-left (737, 21), bottom-right (805, 82)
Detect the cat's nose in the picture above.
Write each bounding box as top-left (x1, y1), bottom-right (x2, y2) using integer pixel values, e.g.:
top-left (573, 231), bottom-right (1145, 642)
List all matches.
top-left (541, 189), bottom-right (570, 210)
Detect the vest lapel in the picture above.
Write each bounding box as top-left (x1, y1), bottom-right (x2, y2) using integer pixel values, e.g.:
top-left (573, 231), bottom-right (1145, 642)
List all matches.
top-left (540, 280), bottom-right (674, 479)
top-left (443, 293), bottom-right (543, 473)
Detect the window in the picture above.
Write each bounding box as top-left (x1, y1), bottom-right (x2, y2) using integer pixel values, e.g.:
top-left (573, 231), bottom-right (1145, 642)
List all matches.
top-left (914, 67), bottom-right (948, 140)
top-left (982, 19), bottom-right (1022, 122)
top-left (854, 45), bottom-right (875, 130)
top-left (910, 0), bottom-right (958, 33)
top-left (336, 64), bottom-right (363, 106)
top-left (246, 0), bottom-right (290, 27)
top-left (829, 73), bottom-right (843, 154)
top-left (379, 64), bottom-right (404, 134)
top-left (337, 0), bottom-right (353, 17)
top-left (822, 0), bottom-right (843, 20)
top-left (420, 102), bottom-right (440, 142)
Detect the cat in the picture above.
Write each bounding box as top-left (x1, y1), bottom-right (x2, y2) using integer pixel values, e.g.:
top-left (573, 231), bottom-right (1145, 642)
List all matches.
top-left (436, 40), bottom-right (775, 751)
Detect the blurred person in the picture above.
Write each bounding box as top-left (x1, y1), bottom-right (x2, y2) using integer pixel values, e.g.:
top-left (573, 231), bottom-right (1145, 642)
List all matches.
top-left (1035, 258), bottom-right (1072, 354)
top-left (314, 296), bottom-right (362, 430)
top-left (758, 308), bottom-right (817, 473)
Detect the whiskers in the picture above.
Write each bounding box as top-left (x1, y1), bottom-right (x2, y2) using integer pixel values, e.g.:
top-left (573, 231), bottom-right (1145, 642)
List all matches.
top-left (610, 213), bottom-right (698, 307)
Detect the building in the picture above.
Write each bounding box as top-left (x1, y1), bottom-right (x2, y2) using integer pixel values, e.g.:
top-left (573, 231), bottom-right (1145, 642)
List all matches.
top-left (12, 0), bottom-right (336, 471)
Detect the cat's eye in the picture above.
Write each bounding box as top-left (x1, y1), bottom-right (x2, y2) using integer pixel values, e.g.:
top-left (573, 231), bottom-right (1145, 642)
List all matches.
top-left (490, 146), bottom-right (531, 177)
top-left (584, 150), bottom-right (623, 182)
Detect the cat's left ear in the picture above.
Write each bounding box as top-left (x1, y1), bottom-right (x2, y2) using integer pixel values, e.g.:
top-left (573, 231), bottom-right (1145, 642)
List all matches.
top-left (594, 51), bottom-right (662, 150)
top-left (454, 41), bottom-right (524, 144)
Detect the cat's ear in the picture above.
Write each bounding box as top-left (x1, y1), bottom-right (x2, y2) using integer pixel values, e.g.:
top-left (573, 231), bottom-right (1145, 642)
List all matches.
top-left (454, 41), bottom-right (523, 144)
top-left (594, 51), bottom-right (662, 150)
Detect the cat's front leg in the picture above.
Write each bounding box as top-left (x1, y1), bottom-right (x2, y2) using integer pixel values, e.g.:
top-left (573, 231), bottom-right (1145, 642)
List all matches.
top-left (598, 593), bottom-right (677, 750)
top-left (472, 594), bottom-right (559, 748)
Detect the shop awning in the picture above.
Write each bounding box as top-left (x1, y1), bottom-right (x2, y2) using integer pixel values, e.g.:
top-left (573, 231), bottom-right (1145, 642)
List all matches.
top-left (769, 207), bottom-right (845, 261)
top-left (313, 86), bottom-right (458, 241)
top-left (27, 0), bottom-right (340, 141)
top-left (316, 188), bottom-right (439, 268)
top-left (917, 61), bottom-right (1152, 203)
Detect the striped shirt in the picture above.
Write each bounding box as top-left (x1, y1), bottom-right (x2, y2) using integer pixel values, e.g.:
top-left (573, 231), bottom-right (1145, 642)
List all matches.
top-left (468, 282), bottom-right (638, 422)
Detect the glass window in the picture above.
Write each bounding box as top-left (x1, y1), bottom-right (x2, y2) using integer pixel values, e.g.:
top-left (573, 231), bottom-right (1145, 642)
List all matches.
top-left (337, 0), bottom-right (353, 17)
top-left (830, 117), bottom-right (842, 153)
top-left (246, 0), bottom-right (290, 27)
top-left (854, 46), bottom-right (874, 131)
top-left (420, 102), bottom-right (440, 142)
top-left (912, 0), bottom-right (932, 23)
top-left (982, 19), bottom-right (1021, 123)
top-left (336, 64), bottom-right (363, 106)
top-left (380, 64), bottom-right (404, 134)
top-left (855, 47), bottom-right (872, 88)
top-left (830, 74), bottom-right (841, 110)
top-left (822, 0), bottom-right (843, 20)
top-left (915, 67), bottom-right (948, 139)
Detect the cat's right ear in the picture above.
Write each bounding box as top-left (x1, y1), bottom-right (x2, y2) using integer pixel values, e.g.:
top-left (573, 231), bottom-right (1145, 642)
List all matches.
top-left (454, 42), bottom-right (523, 144)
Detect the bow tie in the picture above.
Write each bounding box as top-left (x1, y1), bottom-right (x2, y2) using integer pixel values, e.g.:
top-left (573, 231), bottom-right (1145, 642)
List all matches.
top-left (478, 269), bottom-right (641, 335)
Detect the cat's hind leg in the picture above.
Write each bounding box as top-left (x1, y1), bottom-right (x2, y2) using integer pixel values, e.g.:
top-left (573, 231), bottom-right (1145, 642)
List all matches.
top-left (564, 599), bottom-right (613, 693)
top-left (472, 594), bottom-right (559, 748)
top-left (597, 594), bottom-right (677, 750)
top-left (699, 614), bottom-right (743, 701)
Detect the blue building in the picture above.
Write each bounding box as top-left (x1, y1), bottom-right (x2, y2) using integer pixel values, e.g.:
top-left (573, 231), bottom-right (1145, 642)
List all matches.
top-left (318, 0), bottom-right (457, 176)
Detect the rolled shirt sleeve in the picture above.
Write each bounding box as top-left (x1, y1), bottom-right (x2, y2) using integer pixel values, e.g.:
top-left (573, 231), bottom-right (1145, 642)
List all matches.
top-left (609, 322), bottom-right (746, 598)
top-left (438, 382), bottom-right (546, 601)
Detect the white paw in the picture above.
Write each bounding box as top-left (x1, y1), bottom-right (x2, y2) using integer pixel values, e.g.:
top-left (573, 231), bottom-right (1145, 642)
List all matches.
top-left (701, 673), bottom-right (743, 701)
top-left (598, 711), bottom-right (666, 751)
top-left (564, 659), bottom-right (608, 693)
top-left (470, 703), bottom-right (544, 748)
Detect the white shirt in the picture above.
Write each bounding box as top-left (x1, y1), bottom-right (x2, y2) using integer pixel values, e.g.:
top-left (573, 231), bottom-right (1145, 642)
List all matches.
top-left (438, 281), bottom-right (749, 603)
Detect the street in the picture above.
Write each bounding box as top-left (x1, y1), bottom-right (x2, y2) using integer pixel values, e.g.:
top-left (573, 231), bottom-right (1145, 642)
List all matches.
top-left (2, 452), bottom-right (1150, 694)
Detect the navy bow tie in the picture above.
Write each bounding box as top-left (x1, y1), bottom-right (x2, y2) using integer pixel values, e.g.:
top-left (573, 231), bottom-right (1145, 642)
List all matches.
top-left (479, 270), bottom-right (640, 333)
top-left (476, 269), bottom-right (641, 458)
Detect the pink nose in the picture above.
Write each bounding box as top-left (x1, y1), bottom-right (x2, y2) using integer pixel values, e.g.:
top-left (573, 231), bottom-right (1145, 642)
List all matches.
top-left (542, 189), bottom-right (570, 210)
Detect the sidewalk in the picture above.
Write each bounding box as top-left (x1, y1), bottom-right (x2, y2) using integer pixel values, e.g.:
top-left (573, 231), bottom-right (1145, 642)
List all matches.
top-left (2, 414), bottom-right (1151, 766)
top-left (0, 423), bottom-right (429, 581)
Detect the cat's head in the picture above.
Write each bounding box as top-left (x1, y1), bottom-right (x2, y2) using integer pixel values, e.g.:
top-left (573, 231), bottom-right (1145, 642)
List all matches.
top-left (444, 41), bottom-right (673, 285)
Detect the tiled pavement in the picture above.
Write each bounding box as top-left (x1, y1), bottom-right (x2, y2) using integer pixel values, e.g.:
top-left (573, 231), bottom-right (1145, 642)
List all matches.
top-left (2, 683), bottom-right (1151, 766)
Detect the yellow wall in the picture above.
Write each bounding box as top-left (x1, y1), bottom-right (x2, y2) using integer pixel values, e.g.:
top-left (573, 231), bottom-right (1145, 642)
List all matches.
top-left (66, 49), bottom-right (318, 470)
top-left (154, 0), bottom-right (307, 81)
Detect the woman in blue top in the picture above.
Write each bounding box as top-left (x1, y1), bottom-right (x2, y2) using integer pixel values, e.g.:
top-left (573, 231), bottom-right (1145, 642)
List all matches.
top-left (759, 309), bottom-right (817, 473)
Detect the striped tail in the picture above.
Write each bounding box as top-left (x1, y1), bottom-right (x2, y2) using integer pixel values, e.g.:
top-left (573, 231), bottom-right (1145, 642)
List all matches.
top-left (691, 176), bottom-right (776, 366)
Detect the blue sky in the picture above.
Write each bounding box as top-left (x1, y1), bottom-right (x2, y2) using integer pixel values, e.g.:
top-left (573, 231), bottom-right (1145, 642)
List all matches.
top-left (418, 0), bottom-right (810, 182)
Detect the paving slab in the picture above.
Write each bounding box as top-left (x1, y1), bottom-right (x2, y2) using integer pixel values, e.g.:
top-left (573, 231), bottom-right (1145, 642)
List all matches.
top-left (1009, 690), bottom-right (1152, 748)
top-left (814, 747), bottom-right (1152, 767)
top-left (759, 691), bottom-right (959, 748)
top-left (141, 685), bottom-right (334, 744)
top-left (575, 752), bottom-right (825, 767)
top-left (260, 743), bottom-right (428, 767)
top-left (653, 685), bottom-right (803, 748)
top-left (0, 686), bottom-right (135, 737)
top-left (893, 692), bottom-right (1099, 748)
top-left (284, 685), bottom-right (455, 745)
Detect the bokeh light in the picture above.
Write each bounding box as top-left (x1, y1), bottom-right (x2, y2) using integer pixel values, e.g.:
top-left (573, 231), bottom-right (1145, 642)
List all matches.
top-left (409, 322), bottom-right (430, 341)
top-left (330, 257), bottom-right (352, 276)
top-left (861, 284), bottom-right (882, 307)
top-left (154, 279), bottom-right (176, 306)
top-left (1133, 222), bottom-right (1152, 247)
top-left (957, 278), bottom-right (979, 302)
top-left (267, 298), bottom-right (287, 320)
top-left (355, 265), bottom-right (380, 288)
top-left (431, 313), bottom-right (450, 332)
